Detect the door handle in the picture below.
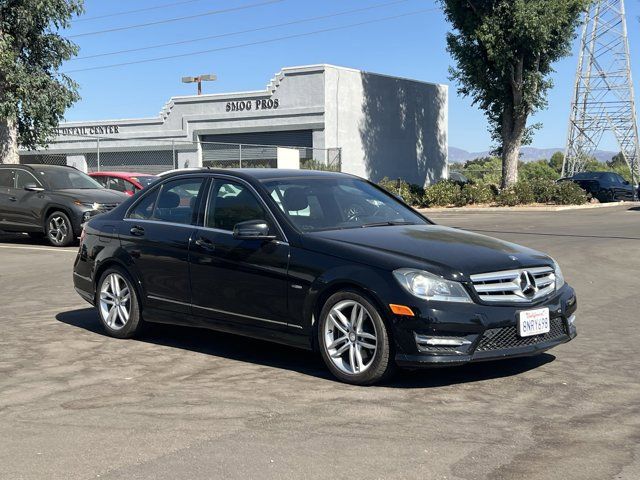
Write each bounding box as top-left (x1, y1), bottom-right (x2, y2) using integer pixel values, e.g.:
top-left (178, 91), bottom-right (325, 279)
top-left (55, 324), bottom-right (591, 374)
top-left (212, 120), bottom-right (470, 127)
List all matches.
top-left (129, 225), bottom-right (145, 236)
top-left (195, 237), bottom-right (215, 251)
top-left (9, 196), bottom-right (16, 202)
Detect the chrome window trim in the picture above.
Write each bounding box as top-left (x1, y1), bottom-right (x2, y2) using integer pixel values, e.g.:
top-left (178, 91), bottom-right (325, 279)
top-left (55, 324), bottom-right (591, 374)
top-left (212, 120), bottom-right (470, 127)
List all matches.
top-left (147, 294), bottom-right (302, 329)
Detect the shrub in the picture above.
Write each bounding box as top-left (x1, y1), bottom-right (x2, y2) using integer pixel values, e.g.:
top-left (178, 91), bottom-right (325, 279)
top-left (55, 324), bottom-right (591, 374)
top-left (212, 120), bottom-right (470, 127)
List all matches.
top-left (513, 181), bottom-right (535, 204)
top-left (527, 178), bottom-right (557, 203)
top-left (461, 183), bottom-right (495, 204)
top-left (496, 186), bottom-right (520, 206)
top-left (553, 181), bottom-right (588, 205)
top-left (378, 177), bottom-right (424, 206)
top-left (423, 180), bottom-right (462, 207)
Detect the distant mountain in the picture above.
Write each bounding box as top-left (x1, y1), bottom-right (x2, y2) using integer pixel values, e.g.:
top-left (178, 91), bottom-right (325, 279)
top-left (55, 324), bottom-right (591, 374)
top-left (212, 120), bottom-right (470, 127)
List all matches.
top-left (449, 146), bottom-right (617, 163)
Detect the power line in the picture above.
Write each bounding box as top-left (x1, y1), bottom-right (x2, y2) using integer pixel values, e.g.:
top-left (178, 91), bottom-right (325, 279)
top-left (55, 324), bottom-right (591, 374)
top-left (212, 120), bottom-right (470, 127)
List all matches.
top-left (71, 0), bottom-right (411, 61)
top-left (69, 0), bottom-right (284, 38)
top-left (74, 0), bottom-right (209, 23)
top-left (64, 8), bottom-right (437, 73)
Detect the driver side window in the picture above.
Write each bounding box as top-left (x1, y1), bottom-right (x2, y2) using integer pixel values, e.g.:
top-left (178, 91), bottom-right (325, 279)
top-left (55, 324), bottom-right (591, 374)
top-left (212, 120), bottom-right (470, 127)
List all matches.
top-left (15, 170), bottom-right (42, 189)
top-left (206, 180), bottom-right (266, 231)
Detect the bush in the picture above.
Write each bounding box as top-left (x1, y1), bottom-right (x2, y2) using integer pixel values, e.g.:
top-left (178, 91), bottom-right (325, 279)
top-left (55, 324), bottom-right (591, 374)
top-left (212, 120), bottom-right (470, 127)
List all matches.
top-left (378, 177), bottom-right (424, 206)
top-left (423, 180), bottom-right (462, 207)
top-left (513, 181), bottom-right (535, 204)
top-left (496, 186), bottom-right (520, 206)
top-left (461, 183), bottom-right (495, 204)
top-left (553, 181), bottom-right (588, 205)
top-left (527, 178), bottom-right (557, 203)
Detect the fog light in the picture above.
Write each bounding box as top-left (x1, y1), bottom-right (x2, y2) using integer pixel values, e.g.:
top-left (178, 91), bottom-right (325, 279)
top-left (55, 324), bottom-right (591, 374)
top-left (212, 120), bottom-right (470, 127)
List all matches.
top-left (567, 314), bottom-right (576, 325)
top-left (415, 333), bottom-right (471, 347)
top-left (82, 211), bottom-right (92, 222)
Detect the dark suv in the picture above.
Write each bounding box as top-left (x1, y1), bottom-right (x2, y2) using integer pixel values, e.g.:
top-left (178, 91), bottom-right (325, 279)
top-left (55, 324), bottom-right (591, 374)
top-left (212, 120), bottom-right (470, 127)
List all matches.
top-left (0, 164), bottom-right (127, 247)
top-left (559, 171), bottom-right (636, 202)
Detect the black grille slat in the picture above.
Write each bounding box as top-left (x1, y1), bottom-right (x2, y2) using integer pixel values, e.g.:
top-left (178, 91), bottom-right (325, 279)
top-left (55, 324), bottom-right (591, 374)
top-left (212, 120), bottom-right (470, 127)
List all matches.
top-left (475, 317), bottom-right (567, 352)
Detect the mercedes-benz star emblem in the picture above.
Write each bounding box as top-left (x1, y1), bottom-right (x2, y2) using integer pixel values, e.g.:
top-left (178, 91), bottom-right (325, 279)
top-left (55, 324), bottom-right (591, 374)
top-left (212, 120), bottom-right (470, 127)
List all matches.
top-left (519, 271), bottom-right (538, 298)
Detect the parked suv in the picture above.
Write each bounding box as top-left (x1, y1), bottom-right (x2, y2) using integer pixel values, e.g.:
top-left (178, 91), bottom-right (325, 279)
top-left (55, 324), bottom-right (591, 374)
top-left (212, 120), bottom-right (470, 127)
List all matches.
top-left (559, 171), bottom-right (636, 202)
top-left (0, 164), bottom-right (128, 247)
top-left (73, 169), bottom-right (577, 385)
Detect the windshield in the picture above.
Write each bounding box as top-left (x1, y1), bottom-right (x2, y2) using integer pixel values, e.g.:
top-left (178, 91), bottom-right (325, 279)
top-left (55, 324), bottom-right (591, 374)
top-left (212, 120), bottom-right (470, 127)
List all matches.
top-left (262, 177), bottom-right (428, 232)
top-left (132, 176), bottom-right (158, 187)
top-left (36, 168), bottom-right (104, 189)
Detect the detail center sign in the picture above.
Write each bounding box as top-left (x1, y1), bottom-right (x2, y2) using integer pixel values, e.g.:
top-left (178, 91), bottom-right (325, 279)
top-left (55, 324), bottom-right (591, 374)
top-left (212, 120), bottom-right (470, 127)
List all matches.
top-left (55, 125), bottom-right (120, 136)
top-left (226, 98), bottom-right (279, 112)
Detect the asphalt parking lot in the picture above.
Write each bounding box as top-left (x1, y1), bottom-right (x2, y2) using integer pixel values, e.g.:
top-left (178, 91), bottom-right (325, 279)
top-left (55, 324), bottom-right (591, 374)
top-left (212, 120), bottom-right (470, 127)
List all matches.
top-left (1, 205), bottom-right (639, 480)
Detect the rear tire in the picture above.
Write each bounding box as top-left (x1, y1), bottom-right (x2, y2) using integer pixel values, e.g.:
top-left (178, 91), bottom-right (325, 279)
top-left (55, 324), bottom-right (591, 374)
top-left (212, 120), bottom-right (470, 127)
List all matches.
top-left (45, 211), bottom-right (74, 247)
top-left (96, 267), bottom-right (142, 339)
top-left (318, 290), bottom-right (395, 385)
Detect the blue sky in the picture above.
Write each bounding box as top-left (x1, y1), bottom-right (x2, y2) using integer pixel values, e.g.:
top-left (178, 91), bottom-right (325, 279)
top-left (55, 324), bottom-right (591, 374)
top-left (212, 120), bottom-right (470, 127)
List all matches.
top-left (62, 0), bottom-right (640, 152)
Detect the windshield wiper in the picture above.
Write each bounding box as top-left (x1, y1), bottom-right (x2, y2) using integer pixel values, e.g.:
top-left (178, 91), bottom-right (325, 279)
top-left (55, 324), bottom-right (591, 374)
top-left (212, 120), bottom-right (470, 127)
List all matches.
top-left (360, 221), bottom-right (416, 228)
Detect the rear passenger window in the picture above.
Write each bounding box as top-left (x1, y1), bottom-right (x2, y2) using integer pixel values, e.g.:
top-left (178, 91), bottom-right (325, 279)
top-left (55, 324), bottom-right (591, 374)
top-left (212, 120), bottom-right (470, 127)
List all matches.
top-left (0, 169), bottom-right (14, 188)
top-left (129, 188), bottom-right (159, 220)
top-left (152, 178), bottom-right (204, 225)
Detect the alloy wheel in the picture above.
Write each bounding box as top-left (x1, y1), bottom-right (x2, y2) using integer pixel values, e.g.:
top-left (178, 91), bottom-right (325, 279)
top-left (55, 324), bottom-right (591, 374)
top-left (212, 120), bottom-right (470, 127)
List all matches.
top-left (48, 215), bottom-right (69, 245)
top-left (99, 273), bottom-right (131, 330)
top-left (323, 300), bottom-right (378, 375)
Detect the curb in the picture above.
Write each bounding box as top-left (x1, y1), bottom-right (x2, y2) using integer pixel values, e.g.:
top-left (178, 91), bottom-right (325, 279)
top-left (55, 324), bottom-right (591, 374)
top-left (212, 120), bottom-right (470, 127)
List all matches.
top-left (417, 201), bottom-right (639, 213)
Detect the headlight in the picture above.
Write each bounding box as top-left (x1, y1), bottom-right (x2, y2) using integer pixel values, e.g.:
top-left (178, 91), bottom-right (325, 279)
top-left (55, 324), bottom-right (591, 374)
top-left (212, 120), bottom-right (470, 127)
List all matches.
top-left (393, 268), bottom-right (472, 303)
top-left (74, 200), bottom-right (101, 210)
top-left (552, 258), bottom-right (565, 290)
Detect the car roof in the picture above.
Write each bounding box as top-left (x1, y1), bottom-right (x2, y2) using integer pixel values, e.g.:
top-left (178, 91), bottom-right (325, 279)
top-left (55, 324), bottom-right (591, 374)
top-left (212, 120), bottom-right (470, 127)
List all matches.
top-left (160, 168), bottom-right (351, 181)
top-left (0, 164), bottom-right (75, 170)
top-left (90, 171), bottom-right (156, 178)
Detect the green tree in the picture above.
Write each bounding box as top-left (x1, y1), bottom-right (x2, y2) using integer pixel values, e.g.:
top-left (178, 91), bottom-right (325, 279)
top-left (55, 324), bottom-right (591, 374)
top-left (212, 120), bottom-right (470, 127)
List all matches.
top-left (520, 159), bottom-right (559, 181)
top-left (607, 152), bottom-right (626, 169)
top-left (0, 0), bottom-right (83, 164)
top-left (549, 151), bottom-right (564, 174)
top-left (439, 0), bottom-right (589, 187)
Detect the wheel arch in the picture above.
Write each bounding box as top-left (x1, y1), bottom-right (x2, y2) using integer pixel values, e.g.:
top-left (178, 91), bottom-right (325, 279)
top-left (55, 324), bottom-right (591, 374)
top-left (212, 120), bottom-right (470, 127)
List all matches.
top-left (307, 274), bottom-right (391, 352)
top-left (93, 258), bottom-right (145, 308)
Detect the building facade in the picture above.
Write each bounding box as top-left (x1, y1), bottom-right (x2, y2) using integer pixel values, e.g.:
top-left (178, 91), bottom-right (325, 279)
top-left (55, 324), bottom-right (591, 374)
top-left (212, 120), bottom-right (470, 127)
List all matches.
top-left (21, 64), bottom-right (448, 186)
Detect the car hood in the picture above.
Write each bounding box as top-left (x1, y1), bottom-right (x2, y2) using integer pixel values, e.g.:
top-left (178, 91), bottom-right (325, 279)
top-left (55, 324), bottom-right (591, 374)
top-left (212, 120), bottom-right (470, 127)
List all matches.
top-left (304, 224), bottom-right (552, 279)
top-left (55, 189), bottom-right (128, 203)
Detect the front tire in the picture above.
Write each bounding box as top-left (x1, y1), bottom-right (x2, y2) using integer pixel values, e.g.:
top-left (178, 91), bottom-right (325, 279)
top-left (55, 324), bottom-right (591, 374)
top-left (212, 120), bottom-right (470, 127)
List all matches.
top-left (318, 290), bottom-right (395, 385)
top-left (96, 267), bottom-right (142, 339)
top-left (45, 211), bottom-right (74, 247)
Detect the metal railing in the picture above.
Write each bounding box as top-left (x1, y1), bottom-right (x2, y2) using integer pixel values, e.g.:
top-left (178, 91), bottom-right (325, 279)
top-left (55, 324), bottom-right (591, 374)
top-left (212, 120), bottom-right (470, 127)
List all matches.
top-left (18, 136), bottom-right (341, 175)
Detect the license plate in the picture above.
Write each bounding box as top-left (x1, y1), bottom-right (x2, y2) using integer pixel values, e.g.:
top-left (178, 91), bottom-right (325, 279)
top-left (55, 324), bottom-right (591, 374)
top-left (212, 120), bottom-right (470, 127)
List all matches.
top-left (518, 308), bottom-right (550, 337)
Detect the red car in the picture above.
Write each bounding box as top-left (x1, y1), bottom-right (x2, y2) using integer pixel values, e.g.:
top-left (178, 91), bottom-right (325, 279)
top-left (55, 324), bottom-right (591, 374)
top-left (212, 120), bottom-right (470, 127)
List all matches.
top-left (89, 172), bottom-right (158, 196)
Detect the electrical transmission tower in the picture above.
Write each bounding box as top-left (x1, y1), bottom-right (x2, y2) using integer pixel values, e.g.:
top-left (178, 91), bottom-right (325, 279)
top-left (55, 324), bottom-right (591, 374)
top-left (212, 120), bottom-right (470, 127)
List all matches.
top-left (564, 0), bottom-right (640, 183)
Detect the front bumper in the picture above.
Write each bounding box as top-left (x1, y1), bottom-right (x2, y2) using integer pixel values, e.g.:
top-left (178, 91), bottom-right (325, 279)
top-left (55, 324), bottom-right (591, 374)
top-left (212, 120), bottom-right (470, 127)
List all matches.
top-left (391, 285), bottom-right (577, 368)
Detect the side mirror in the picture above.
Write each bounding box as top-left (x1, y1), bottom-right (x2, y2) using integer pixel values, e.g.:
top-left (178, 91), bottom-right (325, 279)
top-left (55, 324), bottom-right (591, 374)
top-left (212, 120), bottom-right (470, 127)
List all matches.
top-left (233, 219), bottom-right (276, 240)
top-left (24, 183), bottom-right (44, 192)
top-left (624, 180), bottom-right (630, 185)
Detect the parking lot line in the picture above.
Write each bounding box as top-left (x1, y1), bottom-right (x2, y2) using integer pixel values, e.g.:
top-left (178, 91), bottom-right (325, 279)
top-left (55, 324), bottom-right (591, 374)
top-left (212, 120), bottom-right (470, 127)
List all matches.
top-left (0, 245), bottom-right (77, 253)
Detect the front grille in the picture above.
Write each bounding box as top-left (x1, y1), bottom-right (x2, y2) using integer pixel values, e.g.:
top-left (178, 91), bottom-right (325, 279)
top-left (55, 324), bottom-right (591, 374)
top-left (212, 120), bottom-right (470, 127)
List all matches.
top-left (475, 317), bottom-right (567, 352)
top-left (97, 203), bottom-right (119, 212)
top-left (470, 266), bottom-right (555, 303)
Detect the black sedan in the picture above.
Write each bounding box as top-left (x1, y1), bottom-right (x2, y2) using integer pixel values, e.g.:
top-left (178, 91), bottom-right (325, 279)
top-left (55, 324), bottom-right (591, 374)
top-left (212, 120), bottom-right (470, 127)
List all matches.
top-left (559, 171), bottom-right (636, 202)
top-left (73, 169), bottom-right (577, 385)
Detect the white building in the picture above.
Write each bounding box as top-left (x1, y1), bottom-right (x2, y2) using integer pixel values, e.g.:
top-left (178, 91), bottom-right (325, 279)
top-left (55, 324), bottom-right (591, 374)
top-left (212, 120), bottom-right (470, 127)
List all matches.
top-left (21, 64), bottom-right (448, 186)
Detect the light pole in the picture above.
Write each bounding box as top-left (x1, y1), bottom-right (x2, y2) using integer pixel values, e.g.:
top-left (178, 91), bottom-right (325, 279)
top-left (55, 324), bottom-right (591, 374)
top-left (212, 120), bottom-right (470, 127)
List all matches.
top-left (181, 73), bottom-right (217, 95)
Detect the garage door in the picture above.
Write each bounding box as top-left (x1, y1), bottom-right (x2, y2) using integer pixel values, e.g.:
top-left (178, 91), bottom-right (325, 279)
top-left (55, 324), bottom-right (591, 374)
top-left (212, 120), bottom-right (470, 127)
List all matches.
top-left (200, 130), bottom-right (313, 167)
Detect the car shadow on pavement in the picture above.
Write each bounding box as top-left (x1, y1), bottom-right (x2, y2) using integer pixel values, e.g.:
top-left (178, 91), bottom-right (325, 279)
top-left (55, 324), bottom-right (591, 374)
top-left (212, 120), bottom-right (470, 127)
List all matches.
top-left (0, 232), bottom-right (49, 245)
top-left (56, 308), bottom-right (556, 388)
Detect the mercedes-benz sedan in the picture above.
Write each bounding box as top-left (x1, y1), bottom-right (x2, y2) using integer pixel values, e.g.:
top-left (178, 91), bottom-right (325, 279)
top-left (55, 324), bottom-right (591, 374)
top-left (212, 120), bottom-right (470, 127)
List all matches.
top-left (73, 169), bottom-right (577, 385)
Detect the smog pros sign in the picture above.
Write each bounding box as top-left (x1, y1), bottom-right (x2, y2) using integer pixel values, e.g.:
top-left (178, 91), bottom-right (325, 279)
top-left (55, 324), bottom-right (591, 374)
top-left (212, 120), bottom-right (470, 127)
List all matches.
top-left (226, 98), bottom-right (279, 112)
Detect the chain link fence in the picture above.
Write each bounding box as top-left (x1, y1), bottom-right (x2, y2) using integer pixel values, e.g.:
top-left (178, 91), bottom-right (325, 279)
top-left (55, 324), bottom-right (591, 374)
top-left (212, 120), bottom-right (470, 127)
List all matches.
top-left (18, 137), bottom-right (341, 174)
